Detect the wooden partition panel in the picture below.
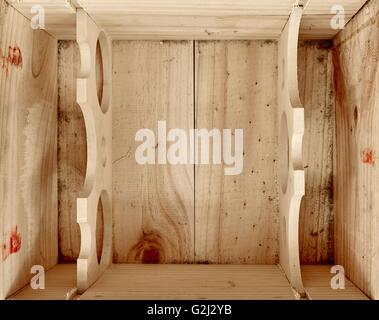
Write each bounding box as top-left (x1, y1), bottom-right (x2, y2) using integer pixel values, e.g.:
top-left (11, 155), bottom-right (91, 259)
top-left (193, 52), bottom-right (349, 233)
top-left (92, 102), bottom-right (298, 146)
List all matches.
top-left (298, 40), bottom-right (335, 264)
top-left (194, 41), bottom-right (279, 264)
top-left (333, 0), bottom-right (379, 299)
top-left (112, 41), bottom-right (195, 263)
top-left (58, 41), bottom-right (84, 262)
top-left (0, 0), bottom-right (58, 299)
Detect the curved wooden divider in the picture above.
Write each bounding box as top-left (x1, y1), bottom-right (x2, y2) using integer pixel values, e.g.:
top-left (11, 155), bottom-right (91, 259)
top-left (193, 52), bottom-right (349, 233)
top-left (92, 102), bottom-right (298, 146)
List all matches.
top-left (278, 4), bottom-right (305, 296)
top-left (76, 9), bottom-right (113, 293)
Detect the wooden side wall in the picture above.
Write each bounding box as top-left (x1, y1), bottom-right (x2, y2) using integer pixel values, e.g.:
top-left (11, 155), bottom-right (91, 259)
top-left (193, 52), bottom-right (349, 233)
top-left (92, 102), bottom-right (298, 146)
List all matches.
top-left (298, 40), bottom-right (335, 264)
top-left (0, 0), bottom-right (58, 299)
top-left (194, 40), bottom-right (279, 264)
top-left (333, 0), bottom-right (379, 299)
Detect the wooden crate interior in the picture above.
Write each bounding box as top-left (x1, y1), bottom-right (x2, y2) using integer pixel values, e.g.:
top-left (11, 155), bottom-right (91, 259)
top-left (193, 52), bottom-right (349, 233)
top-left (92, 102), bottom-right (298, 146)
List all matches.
top-left (0, 0), bottom-right (378, 300)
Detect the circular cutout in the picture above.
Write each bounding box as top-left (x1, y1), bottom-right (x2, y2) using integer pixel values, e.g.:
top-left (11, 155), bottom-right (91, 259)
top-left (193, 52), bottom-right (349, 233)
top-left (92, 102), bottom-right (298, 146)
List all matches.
top-left (95, 40), bottom-right (103, 107)
top-left (96, 197), bottom-right (104, 264)
top-left (282, 215), bottom-right (287, 245)
top-left (95, 32), bottom-right (110, 114)
top-left (95, 190), bottom-right (112, 266)
top-left (101, 136), bottom-right (107, 168)
top-left (279, 112), bottom-right (289, 194)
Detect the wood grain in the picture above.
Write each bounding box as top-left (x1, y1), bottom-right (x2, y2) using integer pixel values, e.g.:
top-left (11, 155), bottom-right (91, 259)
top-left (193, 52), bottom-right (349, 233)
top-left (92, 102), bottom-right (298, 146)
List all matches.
top-left (80, 264), bottom-right (296, 300)
top-left (7, 0), bottom-right (367, 40)
top-left (302, 265), bottom-right (368, 300)
top-left (0, 0), bottom-right (58, 299)
top-left (298, 40), bottom-right (335, 264)
top-left (10, 264), bottom-right (77, 300)
top-left (112, 41), bottom-right (194, 263)
top-left (75, 0), bottom-right (367, 40)
top-left (195, 41), bottom-right (279, 264)
top-left (57, 40), bottom-right (85, 263)
top-left (333, 0), bottom-right (379, 300)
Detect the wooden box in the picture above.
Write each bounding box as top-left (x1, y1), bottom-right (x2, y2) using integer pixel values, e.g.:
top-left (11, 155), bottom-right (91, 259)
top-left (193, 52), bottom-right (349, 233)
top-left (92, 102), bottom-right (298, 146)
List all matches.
top-left (0, 0), bottom-right (378, 300)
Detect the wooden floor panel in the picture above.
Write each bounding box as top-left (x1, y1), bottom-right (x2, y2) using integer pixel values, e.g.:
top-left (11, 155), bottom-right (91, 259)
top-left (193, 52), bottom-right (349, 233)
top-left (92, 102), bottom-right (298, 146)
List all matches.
top-left (10, 264), bottom-right (77, 300)
top-left (9, 264), bottom-right (369, 300)
top-left (80, 264), bottom-right (295, 300)
top-left (302, 265), bottom-right (368, 300)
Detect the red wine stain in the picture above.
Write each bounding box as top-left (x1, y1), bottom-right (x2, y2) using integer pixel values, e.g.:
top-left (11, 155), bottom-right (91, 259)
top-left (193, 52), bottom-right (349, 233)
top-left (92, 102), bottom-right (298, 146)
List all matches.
top-left (361, 148), bottom-right (375, 165)
top-left (1, 226), bottom-right (22, 261)
top-left (1, 46), bottom-right (23, 78)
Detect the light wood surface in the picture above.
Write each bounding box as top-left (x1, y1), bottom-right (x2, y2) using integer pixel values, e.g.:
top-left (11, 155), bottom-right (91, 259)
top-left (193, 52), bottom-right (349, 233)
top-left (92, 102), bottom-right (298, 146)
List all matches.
top-left (57, 40), bottom-right (85, 262)
top-left (194, 40), bottom-right (279, 264)
top-left (298, 40), bottom-right (335, 264)
top-left (9, 264), bottom-right (370, 300)
top-left (10, 264), bottom-right (77, 300)
top-left (7, 0), bottom-right (368, 39)
top-left (0, 0), bottom-right (58, 299)
top-left (7, 0), bottom-right (76, 39)
top-left (333, 0), bottom-right (379, 300)
top-left (112, 40), bottom-right (194, 263)
top-left (302, 265), bottom-right (368, 300)
top-left (277, 5), bottom-right (305, 295)
top-left (57, 39), bottom-right (337, 266)
top-left (80, 264), bottom-right (296, 300)
top-left (76, 9), bottom-right (113, 293)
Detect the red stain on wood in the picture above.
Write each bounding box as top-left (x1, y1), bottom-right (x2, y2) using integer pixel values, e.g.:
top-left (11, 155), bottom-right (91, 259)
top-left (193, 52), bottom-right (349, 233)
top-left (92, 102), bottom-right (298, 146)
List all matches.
top-left (1, 46), bottom-right (23, 78)
top-left (361, 148), bottom-right (375, 165)
top-left (2, 226), bottom-right (22, 261)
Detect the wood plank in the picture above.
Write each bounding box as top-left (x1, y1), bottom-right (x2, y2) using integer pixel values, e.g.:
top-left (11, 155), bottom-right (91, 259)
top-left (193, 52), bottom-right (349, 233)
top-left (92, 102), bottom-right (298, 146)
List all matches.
top-left (7, 0), bottom-right (76, 39)
top-left (10, 264), bottom-right (77, 300)
top-left (0, 0), bottom-right (58, 299)
top-left (75, 8), bottom-right (113, 293)
top-left (333, 0), bottom-right (379, 300)
top-left (57, 40), bottom-right (85, 263)
top-left (277, 6), bottom-right (305, 294)
top-left (80, 264), bottom-right (296, 300)
top-left (298, 40), bottom-right (335, 264)
top-left (302, 265), bottom-right (368, 300)
top-left (112, 41), bottom-right (194, 263)
top-left (6, 0), bottom-right (368, 39)
top-left (78, 0), bottom-right (366, 40)
top-left (195, 41), bottom-right (279, 264)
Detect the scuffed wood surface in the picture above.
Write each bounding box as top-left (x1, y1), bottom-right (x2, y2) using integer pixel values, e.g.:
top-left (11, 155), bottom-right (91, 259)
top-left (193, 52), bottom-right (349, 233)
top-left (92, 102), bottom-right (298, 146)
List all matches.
top-left (195, 41), bottom-right (279, 264)
top-left (333, 0), bottom-right (379, 299)
top-left (0, 0), bottom-right (58, 299)
top-left (80, 264), bottom-right (295, 300)
top-left (112, 41), bottom-right (194, 263)
top-left (10, 264), bottom-right (77, 300)
top-left (57, 41), bottom-right (85, 262)
top-left (302, 265), bottom-right (368, 300)
top-left (298, 40), bottom-right (335, 264)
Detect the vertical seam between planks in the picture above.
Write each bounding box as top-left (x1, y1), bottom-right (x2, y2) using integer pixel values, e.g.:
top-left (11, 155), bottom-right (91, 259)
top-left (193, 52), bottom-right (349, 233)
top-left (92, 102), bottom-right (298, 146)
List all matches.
top-left (193, 40), bottom-right (196, 262)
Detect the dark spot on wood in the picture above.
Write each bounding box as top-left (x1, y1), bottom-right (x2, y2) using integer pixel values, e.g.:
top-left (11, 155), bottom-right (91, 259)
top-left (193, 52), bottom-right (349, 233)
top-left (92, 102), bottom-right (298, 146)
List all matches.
top-left (142, 247), bottom-right (160, 263)
top-left (354, 106), bottom-right (358, 127)
top-left (317, 55), bottom-right (325, 63)
top-left (127, 232), bottom-right (164, 263)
